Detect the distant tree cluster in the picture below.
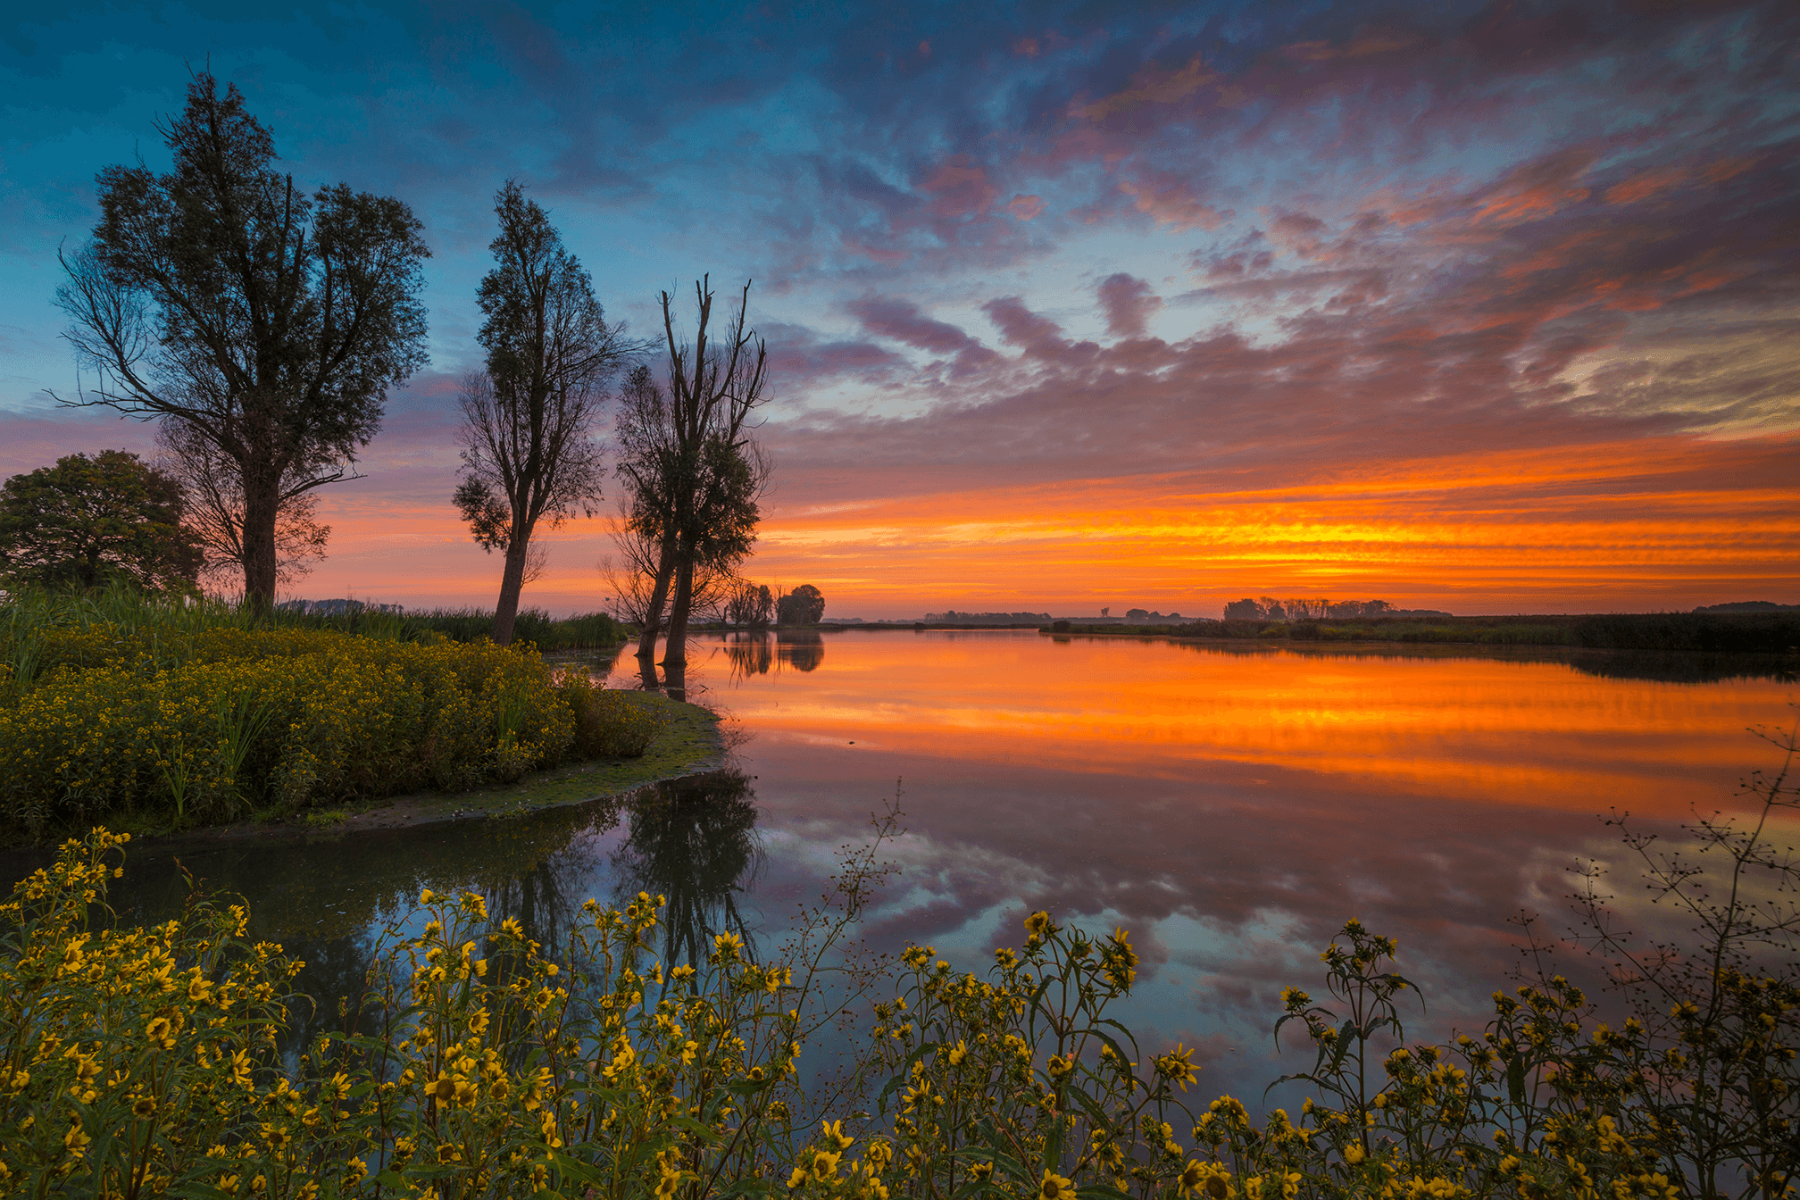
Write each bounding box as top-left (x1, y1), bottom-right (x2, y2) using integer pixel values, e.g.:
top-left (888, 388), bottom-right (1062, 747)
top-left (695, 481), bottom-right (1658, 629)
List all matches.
top-left (1221, 597), bottom-right (1456, 620)
top-left (1124, 608), bottom-right (1182, 623)
top-left (922, 610), bottom-right (1050, 623)
top-left (776, 584), bottom-right (825, 626)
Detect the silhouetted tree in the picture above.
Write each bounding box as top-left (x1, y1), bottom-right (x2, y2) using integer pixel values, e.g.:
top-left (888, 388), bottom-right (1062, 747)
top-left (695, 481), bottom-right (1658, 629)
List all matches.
top-left (456, 182), bottom-right (628, 644)
top-left (0, 450), bottom-right (203, 592)
top-left (776, 584), bottom-right (825, 625)
top-left (615, 281), bottom-right (769, 669)
top-left (155, 421), bottom-right (329, 588)
top-left (55, 73), bottom-right (430, 611)
top-left (725, 581), bottom-right (775, 627)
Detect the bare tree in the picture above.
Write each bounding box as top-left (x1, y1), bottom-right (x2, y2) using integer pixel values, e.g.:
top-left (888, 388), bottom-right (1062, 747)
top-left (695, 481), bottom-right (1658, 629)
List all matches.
top-left (455, 181), bottom-right (629, 645)
top-left (613, 280), bottom-right (769, 669)
top-left (154, 421), bottom-right (330, 590)
top-left (55, 73), bottom-right (430, 611)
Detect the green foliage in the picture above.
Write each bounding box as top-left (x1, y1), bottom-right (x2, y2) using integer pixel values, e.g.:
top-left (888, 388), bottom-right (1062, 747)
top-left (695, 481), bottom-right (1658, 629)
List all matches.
top-left (0, 450), bottom-right (204, 594)
top-left (0, 591), bottom-right (653, 841)
top-left (555, 670), bottom-right (664, 760)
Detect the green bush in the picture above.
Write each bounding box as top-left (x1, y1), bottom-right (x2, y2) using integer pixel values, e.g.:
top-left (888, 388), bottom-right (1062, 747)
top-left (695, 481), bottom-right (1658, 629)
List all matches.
top-left (0, 592), bottom-right (658, 840)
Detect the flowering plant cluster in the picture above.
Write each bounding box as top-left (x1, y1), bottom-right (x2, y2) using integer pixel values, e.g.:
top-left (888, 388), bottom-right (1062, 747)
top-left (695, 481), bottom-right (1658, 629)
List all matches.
top-left (3, 809), bottom-right (1795, 1199)
top-left (0, 620), bottom-right (661, 839)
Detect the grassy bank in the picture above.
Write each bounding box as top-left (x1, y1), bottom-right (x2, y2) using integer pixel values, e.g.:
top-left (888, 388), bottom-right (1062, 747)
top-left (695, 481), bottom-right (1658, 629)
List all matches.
top-left (0, 590), bottom-right (656, 844)
top-left (1047, 610), bottom-right (1800, 653)
top-left (283, 604), bottom-right (630, 651)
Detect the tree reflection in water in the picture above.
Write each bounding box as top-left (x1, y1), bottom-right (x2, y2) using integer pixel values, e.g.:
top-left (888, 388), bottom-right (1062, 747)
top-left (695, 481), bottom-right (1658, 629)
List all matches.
top-left (722, 631), bottom-right (825, 679)
top-left (779, 631), bottom-right (824, 672)
top-left (613, 769), bottom-right (763, 968)
top-left (724, 632), bottom-right (774, 679)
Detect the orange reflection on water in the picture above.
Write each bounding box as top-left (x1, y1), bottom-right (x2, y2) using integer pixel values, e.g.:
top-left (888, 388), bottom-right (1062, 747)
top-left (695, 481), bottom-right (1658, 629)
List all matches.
top-left (688, 632), bottom-right (1793, 819)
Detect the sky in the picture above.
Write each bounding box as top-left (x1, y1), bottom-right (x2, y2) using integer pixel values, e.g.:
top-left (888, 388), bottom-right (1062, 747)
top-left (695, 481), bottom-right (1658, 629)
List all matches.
top-left (0, 0), bottom-right (1796, 619)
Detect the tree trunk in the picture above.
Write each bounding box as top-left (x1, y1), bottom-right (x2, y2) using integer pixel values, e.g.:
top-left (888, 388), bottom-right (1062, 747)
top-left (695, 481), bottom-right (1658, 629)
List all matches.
top-left (239, 466), bottom-right (282, 615)
top-left (663, 551), bottom-right (696, 668)
top-left (635, 532), bottom-right (677, 660)
top-left (492, 532), bottom-right (531, 645)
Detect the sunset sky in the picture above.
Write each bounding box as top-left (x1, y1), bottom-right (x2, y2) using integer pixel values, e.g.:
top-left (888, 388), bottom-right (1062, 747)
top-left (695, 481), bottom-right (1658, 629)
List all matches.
top-left (1, 1), bottom-right (1795, 618)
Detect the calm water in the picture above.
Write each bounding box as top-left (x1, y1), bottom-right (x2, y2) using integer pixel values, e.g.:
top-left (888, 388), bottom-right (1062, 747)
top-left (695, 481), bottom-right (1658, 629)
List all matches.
top-left (8, 630), bottom-right (1795, 1105)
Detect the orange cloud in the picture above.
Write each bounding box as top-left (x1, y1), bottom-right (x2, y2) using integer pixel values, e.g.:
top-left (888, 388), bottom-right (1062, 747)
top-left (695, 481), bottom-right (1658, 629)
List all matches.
top-left (1605, 168), bottom-right (1685, 205)
top-left (736, 435), bottom-right (1800, 617)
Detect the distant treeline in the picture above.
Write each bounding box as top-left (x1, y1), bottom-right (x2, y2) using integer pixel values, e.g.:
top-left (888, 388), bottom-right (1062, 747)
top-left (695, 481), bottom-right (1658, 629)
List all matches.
top-left (1222, 597), bottom-right (1451, 620)
top-left (1047, 610), bottom-right (1800, 655)
top-left (922, 610), bottom-right (1051, 624)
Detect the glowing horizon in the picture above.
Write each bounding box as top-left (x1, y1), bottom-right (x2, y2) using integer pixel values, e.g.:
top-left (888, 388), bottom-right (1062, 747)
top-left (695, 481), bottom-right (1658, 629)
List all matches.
top-left (0, 3), bottom-right (1795, 615)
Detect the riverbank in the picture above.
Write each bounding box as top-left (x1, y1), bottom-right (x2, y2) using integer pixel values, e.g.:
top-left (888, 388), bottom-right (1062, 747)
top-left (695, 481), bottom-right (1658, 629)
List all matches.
top-left (81, 690), bottom-right (723, 855)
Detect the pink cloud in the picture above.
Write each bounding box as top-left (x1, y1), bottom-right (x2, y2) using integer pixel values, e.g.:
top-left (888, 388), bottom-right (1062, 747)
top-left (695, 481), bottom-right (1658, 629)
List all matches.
top-left (1118, 175), bottom-right (1231, 232)
top-left (1006, 194), bottom-right (1045, 221)
top-left (918, 157), bottom-right (997, 219)
top-left (1096, 273), bottom-right (1164, 339)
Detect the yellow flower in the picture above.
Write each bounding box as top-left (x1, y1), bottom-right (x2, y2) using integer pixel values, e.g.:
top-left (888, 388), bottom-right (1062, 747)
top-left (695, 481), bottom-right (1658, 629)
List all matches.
top-left (1024, 911), bottom-right (1055, 939)
top-left (1156, 1043), bottom-right (1200, 1091)
top-left (822, 1119), bottom-right (854, 1151)
top-left (1038, 1169), bottom-right (1075, 1200)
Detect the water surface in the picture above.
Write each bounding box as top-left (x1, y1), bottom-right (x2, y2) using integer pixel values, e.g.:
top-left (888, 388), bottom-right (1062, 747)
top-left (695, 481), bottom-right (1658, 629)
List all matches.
top-left (9, 630), bottom-right (1794, 1106)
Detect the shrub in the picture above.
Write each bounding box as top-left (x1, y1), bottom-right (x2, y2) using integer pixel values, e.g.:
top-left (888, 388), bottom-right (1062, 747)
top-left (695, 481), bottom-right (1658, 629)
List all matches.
top-left (555, 667), bottom-right (666, 759)
top-left (0, 602), bottom-right (656, 839)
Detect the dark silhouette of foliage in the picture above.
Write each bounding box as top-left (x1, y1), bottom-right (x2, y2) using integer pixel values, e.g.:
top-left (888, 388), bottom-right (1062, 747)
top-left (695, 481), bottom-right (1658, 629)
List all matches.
top-left (457, 182), bottom-right (628, 644)
top-left (55, 73), bottom-right (430, 611)
top-left (0, 450), bottom-right (203, 593)
top-left (155, 421), bottom-right (329, 588)
top-left (616, 280), bottom-right (769, 670)
top-left (776, 584), bottom-right (825, 626)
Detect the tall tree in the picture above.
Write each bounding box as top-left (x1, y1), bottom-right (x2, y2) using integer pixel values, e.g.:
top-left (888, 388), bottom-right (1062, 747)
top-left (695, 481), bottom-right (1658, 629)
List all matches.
top-left (54, 73), bottom-right (429, 611)
top-left (0, 450), bottom-right (204, 593)
top-left (154, 421), bottom-right (330, 589)
top-left (614, 281), bottom-right (769, 669)
top-left (456, 182), bottom-right (626, 645)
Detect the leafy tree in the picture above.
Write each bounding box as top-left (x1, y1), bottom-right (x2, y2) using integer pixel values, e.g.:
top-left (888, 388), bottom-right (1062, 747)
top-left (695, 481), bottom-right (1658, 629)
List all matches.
top-left (776, 584), bottom-right (824, 626)
top-left (613, 282), bottom-right (769, 669)
top-left (155, 421), bottom-right (329, 588)
top-left (0, 450), bottom-right (203, 592)
top-left (1223, 598), bottom-right (1261, 619)
top-left (55, 73), bottom-right (430, 611)
top-left (455, 182), bottom-right (628, 644)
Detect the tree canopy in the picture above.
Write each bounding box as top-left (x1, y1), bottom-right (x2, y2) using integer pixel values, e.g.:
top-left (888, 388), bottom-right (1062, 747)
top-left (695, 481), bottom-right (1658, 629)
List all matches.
top-left (0, 450), bottom-right (204, 593)
top-left (55, 72), bottom-right (430, 609)
top-left (777, 584), bottom-right (825, 625)
top-left (455, 181), bottom-right (625, 644)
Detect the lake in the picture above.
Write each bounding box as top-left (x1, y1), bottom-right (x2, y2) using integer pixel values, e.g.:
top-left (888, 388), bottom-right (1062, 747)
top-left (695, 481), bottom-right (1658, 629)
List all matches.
top-left (13, 629), bottom-right (1795, 1107)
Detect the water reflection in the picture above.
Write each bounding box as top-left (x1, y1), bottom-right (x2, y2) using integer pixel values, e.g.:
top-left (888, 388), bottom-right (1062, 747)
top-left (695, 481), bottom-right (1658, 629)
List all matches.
top-left (781, 631), bottom-right (825, 672)
top-left (6, 631), bottom-right (1792, 1113)
top-left (720, 631), bottom-right (826, 680)
top-left (613, 769), bottom-right (763, 967)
